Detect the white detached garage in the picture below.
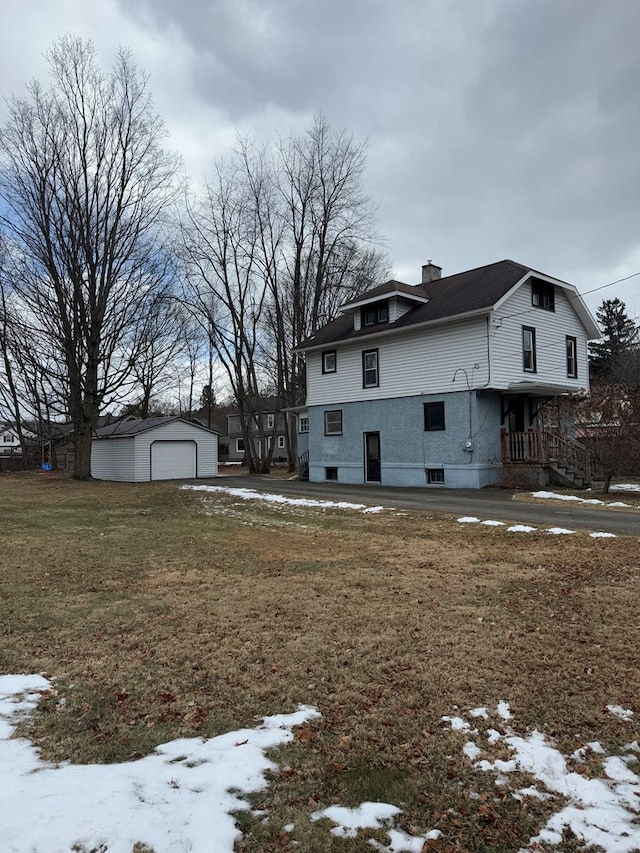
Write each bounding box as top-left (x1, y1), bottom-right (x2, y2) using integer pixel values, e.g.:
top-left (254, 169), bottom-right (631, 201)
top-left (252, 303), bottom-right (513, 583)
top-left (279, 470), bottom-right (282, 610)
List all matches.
top-left (91, 417), bottom-right (218, 482)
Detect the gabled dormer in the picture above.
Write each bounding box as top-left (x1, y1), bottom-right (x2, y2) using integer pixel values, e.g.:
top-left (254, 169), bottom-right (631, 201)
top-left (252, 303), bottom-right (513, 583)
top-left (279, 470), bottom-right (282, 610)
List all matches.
top-left (340, 279), bottom-right (431, 332)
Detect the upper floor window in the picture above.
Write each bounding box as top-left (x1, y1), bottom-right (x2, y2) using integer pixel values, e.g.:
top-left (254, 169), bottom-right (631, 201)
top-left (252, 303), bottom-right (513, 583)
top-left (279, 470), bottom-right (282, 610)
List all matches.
top-left (322, 350), bottom-right (336, 374)
top-left (266, 413), bottom-right (275, 429)
top-left (523, 326), bottom-right (537, 372)
top-left (299, 416), bottom-right (309, 434)
top-left (362, 349), bottom-right (379, 388)
top-left (532, 280), bottom-right (555, 311)
top-left (566, 336), bottom-right (577, 378)
top-left (424, 401), bottom-right (445, 431)
top-left (362, 300), bottom-right (389, 327)
top-left (277, 435), bottom-right (286, 449)
top-left (324, 410), bottom-right (343, 436)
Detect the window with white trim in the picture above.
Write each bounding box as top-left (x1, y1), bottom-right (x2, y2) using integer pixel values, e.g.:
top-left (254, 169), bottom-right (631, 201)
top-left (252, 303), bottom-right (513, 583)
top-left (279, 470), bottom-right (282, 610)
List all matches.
top-left (277, 435), bottom-right (285, 449)
top-left (236, 438), bottom-right (245, 452)
top-left (322, 350), bottom-right (336, 374)
top-left (523, 326), bottom-right (537, 372)
top-left (266, 413), bottom-right (275, 429)
top-left (566, 336), bottom-right (577, 378)
top-left (299, 416), bottom-right (309, 434)
top-left (362, 349), bottom-right (379, 388)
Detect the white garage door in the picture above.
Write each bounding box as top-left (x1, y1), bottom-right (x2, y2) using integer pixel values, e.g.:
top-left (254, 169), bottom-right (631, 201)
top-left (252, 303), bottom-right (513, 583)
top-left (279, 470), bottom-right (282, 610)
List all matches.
top-left (150, 441), bottom-right (196, 480)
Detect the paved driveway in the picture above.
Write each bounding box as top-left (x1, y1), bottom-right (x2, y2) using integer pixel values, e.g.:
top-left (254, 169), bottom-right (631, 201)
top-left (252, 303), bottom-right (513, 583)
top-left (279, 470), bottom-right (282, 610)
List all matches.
top-left (193, 475), bottom-right (640, 537)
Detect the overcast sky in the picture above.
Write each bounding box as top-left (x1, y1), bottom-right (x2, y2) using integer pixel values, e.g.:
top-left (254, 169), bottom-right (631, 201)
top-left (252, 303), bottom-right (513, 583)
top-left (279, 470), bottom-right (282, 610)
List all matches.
top-left (2, 0), bottom-right (639, 321)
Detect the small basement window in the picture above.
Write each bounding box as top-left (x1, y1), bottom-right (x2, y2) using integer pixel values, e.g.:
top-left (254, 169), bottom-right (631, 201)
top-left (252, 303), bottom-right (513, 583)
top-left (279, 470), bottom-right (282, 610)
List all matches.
top-left (426, 468), bottom-right (445, 484)
top-left (325, 466), bottom-right (338, 481)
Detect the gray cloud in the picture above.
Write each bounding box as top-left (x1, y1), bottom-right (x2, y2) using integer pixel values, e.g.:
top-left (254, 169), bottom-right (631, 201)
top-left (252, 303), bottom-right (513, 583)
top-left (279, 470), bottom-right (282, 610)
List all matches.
top-left (3, 0), bottom-right (640, 314)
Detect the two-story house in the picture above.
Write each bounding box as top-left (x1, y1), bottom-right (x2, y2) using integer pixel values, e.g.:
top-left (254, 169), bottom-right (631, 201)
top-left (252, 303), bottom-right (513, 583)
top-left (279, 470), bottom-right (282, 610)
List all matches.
top-left (294, 259), bottom-right (600, 489)
top-left (0, 423), bottom-right (21, 456)
top-left (226, 396), bottom-right (289, 464)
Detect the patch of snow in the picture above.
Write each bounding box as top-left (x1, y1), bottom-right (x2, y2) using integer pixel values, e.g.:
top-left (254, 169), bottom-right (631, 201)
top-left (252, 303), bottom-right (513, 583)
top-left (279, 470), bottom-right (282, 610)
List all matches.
top-left (497, 701), bottom-right (512, 721)
top-left (610, 483), bottom-right (640, 492)
top-left (441, 715), bottom-right (474, 732)
top-left (449, 701), bottom-right (640, 852)
top-left (182, 484), bottom-right (383, 513)
top-left (363, 506), bottom-right (386, 514)
top-left (532, 490), bottom-right (631, 508)
top-left (370, 827), bottom-right (442, 852)
top-left (312, 803), bottom-right (440, 851)
top-left (590, 532), bottom-right (617, 538)
top-left (463, 741), bottom-right (482, 761)
top-left (507, 524), bottom-right (537, 533)
top-left (607, 705), bottom-right (634, 722)
top-left (546, 527), bottom-right (575, 535)
top-left (481, 519), bottom-right (504, 526)
top-left (469, 707), bottom-right (489, 719)
top-left (604, 756), bottom-right (640, 784)
top-left (1, 674), bottom-right (320, 853)
top-left (457, 516), bottom-right (480, 523)
top-left (283, 823), bottom-right (295, 833)
top-left (311, 803), bottom-right (401, 837)
top-left (572, 742), bottom-right (605, 762)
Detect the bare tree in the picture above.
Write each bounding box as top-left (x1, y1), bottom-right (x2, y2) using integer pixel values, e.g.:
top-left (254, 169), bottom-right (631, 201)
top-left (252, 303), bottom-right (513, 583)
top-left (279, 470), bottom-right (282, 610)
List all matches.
top-left (0, 36), bottom-right (180, 478)
top-left (180, 161), bottom-right (273, 472)
top-left (557, 385), bottom-right (640, 492)
top-left (237, 119), bottom-right (388, 469)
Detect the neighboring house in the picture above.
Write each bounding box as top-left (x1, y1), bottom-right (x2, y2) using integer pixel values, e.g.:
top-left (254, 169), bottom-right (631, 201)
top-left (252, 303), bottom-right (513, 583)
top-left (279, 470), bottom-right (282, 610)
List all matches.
top-left (0, 423), bottom-right (21, 456)
top-left (91, 417), bottom-right (219, 482)
top-left (295, 259), bottom-right (600, 489)
top-left (226, 397), bottom-right (289, 463)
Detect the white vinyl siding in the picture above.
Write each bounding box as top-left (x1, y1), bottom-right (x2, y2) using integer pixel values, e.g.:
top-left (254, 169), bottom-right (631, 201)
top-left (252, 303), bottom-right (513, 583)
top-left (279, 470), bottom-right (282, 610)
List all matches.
top-left (92, 421), bottom-right (218, 482)
top-left (306, 317), bottom-right (489, 405)
top-left (91, 437), bottom-right (136, 481)
top-left (491, 285), bottom-right (589, 390)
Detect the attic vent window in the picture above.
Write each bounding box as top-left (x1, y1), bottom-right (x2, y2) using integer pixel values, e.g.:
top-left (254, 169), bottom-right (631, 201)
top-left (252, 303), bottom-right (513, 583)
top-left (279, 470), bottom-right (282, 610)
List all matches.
top-left (532, 281), bottom-right (555, 311)
top-left (362, 300), bottom-right (389, 327)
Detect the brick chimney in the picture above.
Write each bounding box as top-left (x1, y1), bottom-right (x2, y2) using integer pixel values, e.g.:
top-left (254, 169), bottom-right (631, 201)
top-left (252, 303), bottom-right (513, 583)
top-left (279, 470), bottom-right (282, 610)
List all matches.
top-left (421, 260), bottom-right (442, 283)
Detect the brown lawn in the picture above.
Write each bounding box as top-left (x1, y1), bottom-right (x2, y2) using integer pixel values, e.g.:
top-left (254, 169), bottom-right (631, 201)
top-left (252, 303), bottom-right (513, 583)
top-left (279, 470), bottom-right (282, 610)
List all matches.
top-left (1, 472), bottom-right (638, 851)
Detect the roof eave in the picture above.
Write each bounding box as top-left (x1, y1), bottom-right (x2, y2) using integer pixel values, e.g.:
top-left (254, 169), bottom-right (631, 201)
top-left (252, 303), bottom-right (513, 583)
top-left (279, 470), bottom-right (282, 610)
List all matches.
top-left (296, 307), bottom-right (491, 353)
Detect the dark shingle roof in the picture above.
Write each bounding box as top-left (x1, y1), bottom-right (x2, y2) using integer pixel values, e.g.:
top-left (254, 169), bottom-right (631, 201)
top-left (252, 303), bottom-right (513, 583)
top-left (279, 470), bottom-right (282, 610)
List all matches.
top-left (298, 259), bottom-right (533, 350)
top-left (94, 416), bottom-right (219, 438)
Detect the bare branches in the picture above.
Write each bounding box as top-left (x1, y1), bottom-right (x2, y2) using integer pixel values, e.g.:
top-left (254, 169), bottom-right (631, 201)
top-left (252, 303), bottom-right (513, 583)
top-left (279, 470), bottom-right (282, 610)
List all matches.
top-left (0, 36), bottom-right (181, 477)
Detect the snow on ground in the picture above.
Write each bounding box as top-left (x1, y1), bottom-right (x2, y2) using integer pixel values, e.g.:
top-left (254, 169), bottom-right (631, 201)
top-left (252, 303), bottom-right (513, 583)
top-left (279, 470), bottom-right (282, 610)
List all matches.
top-left (4, 677), bottom-right (639, 852)
top-left (1, 675), bottom-right (320, 853)
top-left (1, 677), bottom-right (436, 853)
top-left (444, 702), bottom-right (640, 852)
top-left (610, 483), bottom-right (640, 493)
top-left (532, 490), bottom-right (637, 508)
top-left (458, 517), bottom-right (618, 538)
top-left (182, 484), bottom-right (386, 513)
top-left (184, 484), bottom-right (626, 538)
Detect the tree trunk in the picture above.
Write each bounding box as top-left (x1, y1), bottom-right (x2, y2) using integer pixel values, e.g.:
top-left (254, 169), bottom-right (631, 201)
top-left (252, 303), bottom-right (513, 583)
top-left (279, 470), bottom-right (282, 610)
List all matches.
top-left (73, 426), bottom-right (93, 480)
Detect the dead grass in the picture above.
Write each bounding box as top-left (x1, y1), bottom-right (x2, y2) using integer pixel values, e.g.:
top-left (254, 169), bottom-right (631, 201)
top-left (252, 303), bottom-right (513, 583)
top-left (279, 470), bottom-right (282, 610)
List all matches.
top-left (1, 472), bottom-right (639, 851)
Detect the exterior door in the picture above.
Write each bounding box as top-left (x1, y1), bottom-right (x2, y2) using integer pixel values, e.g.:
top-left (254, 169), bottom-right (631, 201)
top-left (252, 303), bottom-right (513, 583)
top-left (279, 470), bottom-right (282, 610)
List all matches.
top-left (364, 432), bottom-right (381, 483)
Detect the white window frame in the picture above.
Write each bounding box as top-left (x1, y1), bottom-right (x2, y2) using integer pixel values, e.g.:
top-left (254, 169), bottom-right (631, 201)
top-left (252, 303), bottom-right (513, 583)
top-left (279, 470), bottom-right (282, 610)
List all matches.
top-left (299, 416), bottom-right (309, 434)
top-left (362, 349), bottom-right (379, 388)
top-left (566, 335), bottom-right (577, 378)
top-left (236, 438), bottom-right (245, 453)
top-left (277, 435), bottom-right (285, 449)
top-left (522, 326), bottom-right (537, 373)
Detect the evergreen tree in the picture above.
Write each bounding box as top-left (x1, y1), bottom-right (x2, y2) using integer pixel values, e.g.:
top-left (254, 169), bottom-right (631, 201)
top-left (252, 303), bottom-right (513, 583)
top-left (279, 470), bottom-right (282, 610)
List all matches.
top-left (589, 298), bottom-right (639, 383)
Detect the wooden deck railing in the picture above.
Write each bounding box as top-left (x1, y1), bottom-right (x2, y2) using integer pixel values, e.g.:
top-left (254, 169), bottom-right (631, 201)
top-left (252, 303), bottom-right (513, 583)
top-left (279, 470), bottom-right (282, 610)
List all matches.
top-left (501, 429), bottom-right (604, 484)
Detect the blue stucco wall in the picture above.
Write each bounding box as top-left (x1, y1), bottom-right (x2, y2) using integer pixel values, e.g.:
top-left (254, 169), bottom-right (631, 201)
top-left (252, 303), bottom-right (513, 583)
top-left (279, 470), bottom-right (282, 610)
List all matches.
top-left (308, 391), bottom-right (503, 488)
